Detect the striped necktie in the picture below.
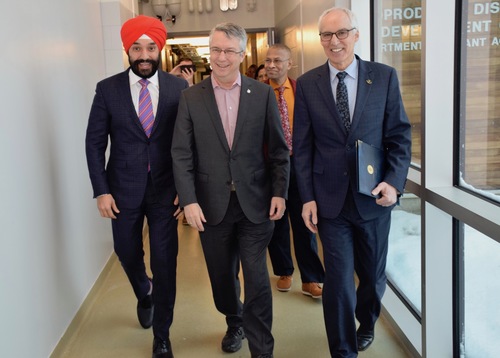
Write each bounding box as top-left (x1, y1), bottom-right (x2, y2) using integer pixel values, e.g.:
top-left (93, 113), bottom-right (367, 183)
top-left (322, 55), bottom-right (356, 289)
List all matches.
top-left (336, 72), bottom-right (351, 132)
top-left (139, 79), bottom-right (154, 137)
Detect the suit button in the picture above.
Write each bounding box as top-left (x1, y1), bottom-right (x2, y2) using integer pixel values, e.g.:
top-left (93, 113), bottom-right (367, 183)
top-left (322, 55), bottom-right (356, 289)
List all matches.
top-left (343, 171), bottom-right (348, 176)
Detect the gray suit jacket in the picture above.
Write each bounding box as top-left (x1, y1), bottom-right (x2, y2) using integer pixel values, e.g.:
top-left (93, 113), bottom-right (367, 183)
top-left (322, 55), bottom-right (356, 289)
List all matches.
top-left (172, 75), bottom-right (290, 225)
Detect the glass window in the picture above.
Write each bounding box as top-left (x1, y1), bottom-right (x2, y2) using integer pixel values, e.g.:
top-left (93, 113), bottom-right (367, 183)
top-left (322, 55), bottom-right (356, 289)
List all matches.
top-left (462, 224), bottom-right (499, 357)
top-left (373, 0), bottom-right (422, 166)
top-left (387, 194), bottom-right (421, 315)
top-left (459, 1), bottom-right (500, 202)
top-left (373, 0), bottom-right (423, 316)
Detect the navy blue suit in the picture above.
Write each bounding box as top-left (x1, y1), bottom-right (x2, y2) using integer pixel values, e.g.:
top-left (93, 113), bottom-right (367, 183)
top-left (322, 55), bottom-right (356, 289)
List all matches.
top-left (293, 56), bottom-right (411, 357)
top-left (85, 68), bottom-right (188, 340)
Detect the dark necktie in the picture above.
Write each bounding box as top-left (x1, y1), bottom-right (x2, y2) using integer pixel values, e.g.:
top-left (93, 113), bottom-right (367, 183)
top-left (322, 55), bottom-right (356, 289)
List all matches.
top-left (139, 79), bottom-right (154, 137)
top-left (277, 86), bottom-right (293, 153)
top-left (336, 72), bottom-right (351, 131)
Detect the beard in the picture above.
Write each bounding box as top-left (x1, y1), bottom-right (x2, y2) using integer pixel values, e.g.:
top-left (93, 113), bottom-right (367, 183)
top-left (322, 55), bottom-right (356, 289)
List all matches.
top-left (129, 58), bottom-right (160, 79)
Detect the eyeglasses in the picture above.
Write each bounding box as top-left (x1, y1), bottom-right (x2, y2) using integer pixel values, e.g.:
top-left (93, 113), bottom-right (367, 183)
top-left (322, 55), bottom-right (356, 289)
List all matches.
top-left (264, 58), bottom-right (290, 65)
top-left (210, 47), bottom-right (244, 57)
top-left (319, 28), bottom-right (356, 41)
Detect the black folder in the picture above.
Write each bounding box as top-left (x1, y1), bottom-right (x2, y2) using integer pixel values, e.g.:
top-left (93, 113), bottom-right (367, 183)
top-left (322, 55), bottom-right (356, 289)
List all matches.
top-left (355, 140), bottom-right (385, 198)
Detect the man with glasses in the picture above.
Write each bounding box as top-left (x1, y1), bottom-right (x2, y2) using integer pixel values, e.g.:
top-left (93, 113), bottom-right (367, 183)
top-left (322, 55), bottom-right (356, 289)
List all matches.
top-left (293, 7), bottom-right (411, 357)
top-left (172, 22), bottom-right (290, 358)
top-left (264, 44), bottom-right (325, 298)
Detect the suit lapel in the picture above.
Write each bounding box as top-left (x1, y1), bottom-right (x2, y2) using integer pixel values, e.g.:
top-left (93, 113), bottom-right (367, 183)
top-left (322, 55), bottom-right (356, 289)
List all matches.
top-left (120, 69), bottom-right (150, 138)
top-left (315, 62), bottom-right (348, 135)
top-left (151, 70), bottom-right (168, 137)
top-left (232, 77), bottom-right (252, 150)
top-left (350, 58), bottom-right (373, 135)
top-left (201, 79), bottom-right (231, 152)
top-left (116, 68), bottom-right (146, 136)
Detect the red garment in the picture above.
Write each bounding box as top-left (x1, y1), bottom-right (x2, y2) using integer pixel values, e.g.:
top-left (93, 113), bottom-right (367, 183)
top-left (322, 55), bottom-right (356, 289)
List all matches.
top-left (120, 15), bottom-right (167, 52)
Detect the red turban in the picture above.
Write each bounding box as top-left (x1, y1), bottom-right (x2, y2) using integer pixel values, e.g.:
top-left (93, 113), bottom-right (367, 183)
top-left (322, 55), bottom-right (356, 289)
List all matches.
top-left (120, 15), bottom-right (167, 53)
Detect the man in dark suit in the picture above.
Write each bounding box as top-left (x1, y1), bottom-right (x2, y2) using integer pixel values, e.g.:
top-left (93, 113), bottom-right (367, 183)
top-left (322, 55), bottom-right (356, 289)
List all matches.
top-left (264, 44), bottom-right (325, 298)
top-left (85, 15), bottom-right (188, 358)
top-left (171, 23), bottom-right (290, 358)
top-left (293, 7), bottom-right (412, 358)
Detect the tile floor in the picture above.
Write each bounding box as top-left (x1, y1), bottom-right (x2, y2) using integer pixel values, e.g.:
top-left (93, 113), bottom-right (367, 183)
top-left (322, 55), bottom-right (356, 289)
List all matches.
top-left (52, 222), bottom-right (413, 358)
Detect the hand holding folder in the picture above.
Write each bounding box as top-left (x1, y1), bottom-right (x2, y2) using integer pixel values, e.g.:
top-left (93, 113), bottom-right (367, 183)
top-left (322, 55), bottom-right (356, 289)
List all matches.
top-left (355, 140), bottom-right (385, 198)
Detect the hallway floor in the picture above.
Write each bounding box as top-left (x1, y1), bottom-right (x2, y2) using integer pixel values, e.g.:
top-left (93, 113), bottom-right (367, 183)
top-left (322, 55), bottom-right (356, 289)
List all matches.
top-left (52, 222), bottom-right (413, 357)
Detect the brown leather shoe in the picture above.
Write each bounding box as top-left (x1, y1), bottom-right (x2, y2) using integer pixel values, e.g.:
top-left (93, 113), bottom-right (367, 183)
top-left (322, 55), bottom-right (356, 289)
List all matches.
top-left (276, 275), bottom-right (293, 292)
top-left (301, 282), bottom-right (322, 299)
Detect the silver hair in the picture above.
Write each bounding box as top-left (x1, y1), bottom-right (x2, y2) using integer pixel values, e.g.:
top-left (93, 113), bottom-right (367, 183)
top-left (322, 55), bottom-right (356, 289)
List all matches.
top-left (209, 22), bottom-right (247, 52)
top-left (318, 7), bottom-right (359, 33)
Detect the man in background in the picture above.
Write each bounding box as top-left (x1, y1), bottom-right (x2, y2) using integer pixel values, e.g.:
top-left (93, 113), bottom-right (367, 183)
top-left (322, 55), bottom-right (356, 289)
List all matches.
top-left (85, 15), bottom-right (188, 358)
top-left (264, 44), bottom-right (325, 298)
top-left (293, 7), bottom-right (411, 357)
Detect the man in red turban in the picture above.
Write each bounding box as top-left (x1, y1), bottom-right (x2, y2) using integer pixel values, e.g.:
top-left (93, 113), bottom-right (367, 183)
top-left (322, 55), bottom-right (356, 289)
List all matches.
top-left (121, 15), bottom-right (167, 53)
top-left (119, 15), bottom-right (167, 79)
top-left (86, 14), bottom-right (188, 358)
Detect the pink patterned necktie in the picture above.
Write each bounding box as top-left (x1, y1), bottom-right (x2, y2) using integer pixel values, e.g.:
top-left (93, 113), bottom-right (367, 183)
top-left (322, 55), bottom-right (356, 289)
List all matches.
top-left (138, 79), bottom-right (154, 137)
top-left (277, 86), bottom-right (293, 153)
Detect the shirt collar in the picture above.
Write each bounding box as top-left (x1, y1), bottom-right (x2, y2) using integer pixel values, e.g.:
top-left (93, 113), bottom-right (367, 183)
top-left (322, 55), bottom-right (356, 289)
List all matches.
top-left (329, 57), bottom-right (358, 82)
top-left (270, 77), bottom-right (291, 90)
top-left (211, 73), bottom-right (241, 90)
top-left (129, 69), bottom-right (159, 88)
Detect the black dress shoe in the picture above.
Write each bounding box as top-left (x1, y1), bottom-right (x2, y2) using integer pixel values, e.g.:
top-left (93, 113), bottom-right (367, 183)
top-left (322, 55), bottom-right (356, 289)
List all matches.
top-left (357, 330), bottom-right (374, 351)
top-left (152, 338), bottom-right (173, 358)
top-left (221, 327), bottom-right (245, 353)
top-left (252, 355), bottom-right (273, 358)
top-left (137, 293), bottom-right (154, 329)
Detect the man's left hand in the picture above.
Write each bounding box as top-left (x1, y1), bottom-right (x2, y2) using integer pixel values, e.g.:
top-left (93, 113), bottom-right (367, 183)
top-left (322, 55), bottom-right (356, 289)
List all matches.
top-left (372, 182), bottom-right (398, 207)
top-left (269, 197), bottom-right (286, 221)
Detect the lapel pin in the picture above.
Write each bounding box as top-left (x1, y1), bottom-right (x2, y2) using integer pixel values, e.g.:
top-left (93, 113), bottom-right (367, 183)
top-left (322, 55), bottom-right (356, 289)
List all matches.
top-left (247, 89), bottom-right (251, 93)
top-left (366, 79), bottom-right (372, 84)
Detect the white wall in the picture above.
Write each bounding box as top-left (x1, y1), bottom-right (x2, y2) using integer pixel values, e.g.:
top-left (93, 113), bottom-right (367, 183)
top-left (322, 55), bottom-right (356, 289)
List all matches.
top-left (273, 0), bottom-right (370, 78)
top-left (0, 0), bottom-right (135, 356)
top-left (141, 0), bottom-right (275, 36)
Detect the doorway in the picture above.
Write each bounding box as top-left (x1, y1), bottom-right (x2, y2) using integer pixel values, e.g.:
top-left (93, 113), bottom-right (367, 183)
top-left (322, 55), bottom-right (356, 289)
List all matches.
top-left (164, 29), bottom-right (274, 83)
